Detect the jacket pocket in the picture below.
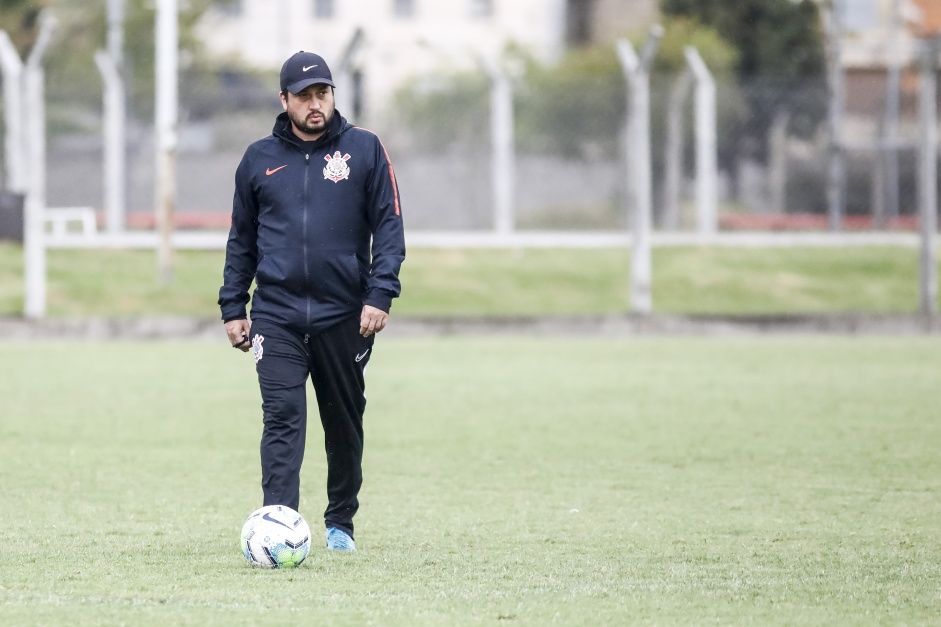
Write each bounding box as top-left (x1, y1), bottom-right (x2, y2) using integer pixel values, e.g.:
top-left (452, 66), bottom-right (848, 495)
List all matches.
top-left (255, 248), bottom-right (305, 293)
top-left (310, 252), bottom-right (362, 306)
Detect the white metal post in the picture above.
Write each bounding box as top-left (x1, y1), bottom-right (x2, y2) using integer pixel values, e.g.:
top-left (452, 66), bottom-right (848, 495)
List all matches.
top-left (918, 39), bottom-right (938, 316)
top-left (107, 0), bottom-right (125, 67)
top-left (95, 51), bottom-right (126, 233)
top-left (826, 0), bottom-right (845, 231)
top-left (155, 0), bottom-right (178, 283)
top-left (684, 47), bottom-right (719, 235)
top-left (334, 28), bottom-right (365, 124)
top-left (485, 61), bottom-right (515, 235)
top-left (99, 0), bottom-right (126, 234)
top-left (618, 27), bottom-right (662, 315)
top-left (23, 12), bottom-right (56, 319)
top-left (662, 69), bottom-right (692, 230)
top-left (0, 31), bottom-right (25, 193)
top-left (884, 0), bottom-right (902, 222)
top-left (769, 109), bottom-right (791, 216)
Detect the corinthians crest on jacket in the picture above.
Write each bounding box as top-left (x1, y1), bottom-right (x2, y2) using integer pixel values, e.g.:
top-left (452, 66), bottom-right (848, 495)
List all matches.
top-left (323, 151), bottom-right (351, 183)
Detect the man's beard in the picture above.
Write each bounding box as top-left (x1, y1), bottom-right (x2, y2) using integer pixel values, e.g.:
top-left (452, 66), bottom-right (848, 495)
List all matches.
top-left (289, 110), bottom-right (330, 136)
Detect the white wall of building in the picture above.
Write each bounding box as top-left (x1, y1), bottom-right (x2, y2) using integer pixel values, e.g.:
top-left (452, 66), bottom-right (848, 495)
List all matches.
top-left (197, 0), bottom-right (568, 120)
top-left (839, 0), bottom-right (926, 67)
top-left (592, 0), bottom-right (658, 44)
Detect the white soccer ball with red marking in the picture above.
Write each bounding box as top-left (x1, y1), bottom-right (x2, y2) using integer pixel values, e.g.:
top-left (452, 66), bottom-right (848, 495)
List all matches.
top-left (240, 505), bottom-right (311, 568)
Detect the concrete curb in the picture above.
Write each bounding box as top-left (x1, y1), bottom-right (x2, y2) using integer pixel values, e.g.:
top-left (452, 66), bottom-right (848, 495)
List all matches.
top-left (386, 314), bottom-right (941, 336)
top-left (2, 313), bottom-right (940, 340)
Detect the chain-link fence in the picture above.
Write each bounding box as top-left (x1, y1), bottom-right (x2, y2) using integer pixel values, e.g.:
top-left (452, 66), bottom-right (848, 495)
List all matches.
top-left (16, 62), bottom-right (939, 233)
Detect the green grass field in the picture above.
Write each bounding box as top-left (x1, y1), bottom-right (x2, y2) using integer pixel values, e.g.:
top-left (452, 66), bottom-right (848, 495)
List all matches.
top-left (0, 243), bottom-right (938, 316)
top-left (2, 337), bottom-right (940, 625)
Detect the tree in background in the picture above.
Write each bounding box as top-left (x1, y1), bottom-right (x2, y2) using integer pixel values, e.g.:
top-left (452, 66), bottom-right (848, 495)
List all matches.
top-left (660, 0), bottom-right (829, 215)
top-left (660, 0), bottom-right (827, 143)
top-left (393, 18), bottom-right (739, 162)
top-left (391, 68), bottom-right (490, 153)
top-left (659, 0), bottom-right (825, 79)
top-left (387, 18), bottom-right (741, 229)
top-left (26, 0), bottom-right (221, 130)
top-left (517, 18), bottom-right (740, 157)
top-left (0, 0), bottom-right (49, 57)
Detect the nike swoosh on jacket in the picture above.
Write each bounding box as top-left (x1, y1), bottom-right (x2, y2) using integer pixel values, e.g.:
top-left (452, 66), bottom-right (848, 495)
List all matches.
top-left (218, 112), bottom-right (406, 335)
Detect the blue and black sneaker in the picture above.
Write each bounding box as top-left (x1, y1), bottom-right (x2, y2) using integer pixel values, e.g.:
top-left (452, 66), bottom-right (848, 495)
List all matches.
top-left (326, 527), bottom-right (356, 551)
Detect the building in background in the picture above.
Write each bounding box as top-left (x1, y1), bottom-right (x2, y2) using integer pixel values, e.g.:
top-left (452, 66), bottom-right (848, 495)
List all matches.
top-left (839, 0), bottom-right (938, 66)
top-left (195, 0), bottom-right (656, 122)
top-left (909, 0), bottom-right (941, 36)
top-left (822, 0), bottom-right (940, 222)
top-left (836, 0), bottom-right (939, 129)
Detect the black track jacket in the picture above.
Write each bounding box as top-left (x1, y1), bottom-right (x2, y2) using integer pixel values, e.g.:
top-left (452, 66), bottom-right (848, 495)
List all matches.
top-left (218, 111), bottom-right (405, 335)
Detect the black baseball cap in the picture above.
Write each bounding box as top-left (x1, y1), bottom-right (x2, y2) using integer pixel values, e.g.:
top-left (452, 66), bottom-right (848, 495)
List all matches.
top-left (280, 51), bottom-right (335, 94)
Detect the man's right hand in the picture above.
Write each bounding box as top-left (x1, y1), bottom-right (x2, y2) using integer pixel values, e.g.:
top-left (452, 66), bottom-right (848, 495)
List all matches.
top-left (225, 319), bottom-right (252, 352)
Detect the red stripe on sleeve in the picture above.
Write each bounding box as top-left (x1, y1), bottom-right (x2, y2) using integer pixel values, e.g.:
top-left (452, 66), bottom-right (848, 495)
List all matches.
top-left (355, 126), bottom-right (401, 216)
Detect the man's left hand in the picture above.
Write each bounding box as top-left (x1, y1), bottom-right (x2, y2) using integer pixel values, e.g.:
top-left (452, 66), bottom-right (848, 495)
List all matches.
top-left (360, 305), bottom-right (388, 337)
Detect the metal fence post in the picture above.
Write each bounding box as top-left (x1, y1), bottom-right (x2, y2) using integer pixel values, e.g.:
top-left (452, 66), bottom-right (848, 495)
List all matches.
top-left (884, 0), bottom-right (903, 223)
top-left (617, 26), bottom-right (663, 315)
top-left (826, 0), bottom-right (846, 232)
top-left (768, 109), bottom-right (791, 216)
top-left (107, 0), bottom-right (125, 68)
top-left (918, 38), bottom-right (939, 316)
top-left (662, 68), bottom-right (692, 230)
top-left (484, 62), bottom-right (515, 235)
top-left (95, 51), bottom-right (126, 234)
top-left (684, 47), bottom-right (719, 235)
top-left (97, 0), bottom-right (127, 234)
top-left (0, 32), bottom-right (25, 194)
top-left (155, 0), bottom-right (178, 284)
top-left (334, 27), bottom-right (365, 124)
top-left (23, 12), bottom-right (56, 319)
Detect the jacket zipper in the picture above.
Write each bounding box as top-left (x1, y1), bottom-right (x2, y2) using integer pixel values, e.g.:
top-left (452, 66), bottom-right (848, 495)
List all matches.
top-left (303, 152), bottom-right (311, 330)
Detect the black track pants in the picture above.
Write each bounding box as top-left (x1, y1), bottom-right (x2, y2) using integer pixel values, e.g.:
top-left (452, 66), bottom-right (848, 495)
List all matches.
top-left (250, 316), bottom-right (374, 539)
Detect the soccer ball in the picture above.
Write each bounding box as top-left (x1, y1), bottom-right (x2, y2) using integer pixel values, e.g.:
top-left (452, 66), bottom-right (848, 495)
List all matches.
top-left (240, 505), bottom-right (312, 568)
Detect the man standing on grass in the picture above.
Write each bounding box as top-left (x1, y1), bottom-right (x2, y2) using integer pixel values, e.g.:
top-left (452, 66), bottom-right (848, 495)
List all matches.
top-left (218, 51), bottom-right (405, 552)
